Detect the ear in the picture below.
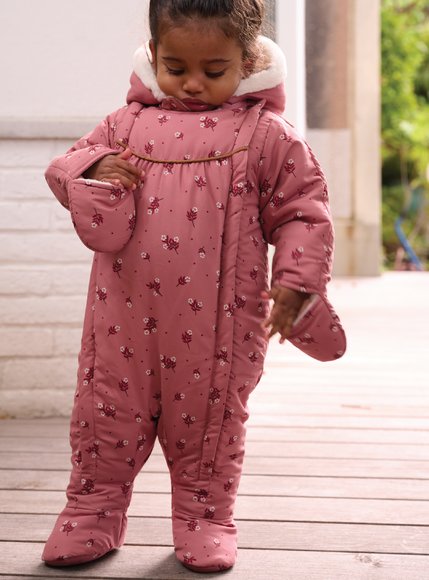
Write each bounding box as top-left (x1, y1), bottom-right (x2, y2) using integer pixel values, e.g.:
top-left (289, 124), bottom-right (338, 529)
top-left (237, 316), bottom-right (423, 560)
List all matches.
top-left (147, 39), bottom-right (156, 67)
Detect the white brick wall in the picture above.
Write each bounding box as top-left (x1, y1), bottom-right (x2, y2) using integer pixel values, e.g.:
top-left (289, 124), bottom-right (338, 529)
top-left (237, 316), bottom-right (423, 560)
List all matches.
top-left (0, 137), bottom-right (92, 418)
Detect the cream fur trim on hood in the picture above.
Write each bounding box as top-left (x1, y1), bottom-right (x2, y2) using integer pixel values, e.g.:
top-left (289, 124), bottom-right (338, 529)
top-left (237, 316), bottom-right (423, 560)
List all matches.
top-left (132, 35), bottom-right (287, 102)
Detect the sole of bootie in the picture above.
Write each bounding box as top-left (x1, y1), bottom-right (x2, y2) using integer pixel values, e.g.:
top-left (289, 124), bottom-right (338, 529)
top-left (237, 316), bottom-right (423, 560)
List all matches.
top-left (41, 508), bottom-right (127, 567)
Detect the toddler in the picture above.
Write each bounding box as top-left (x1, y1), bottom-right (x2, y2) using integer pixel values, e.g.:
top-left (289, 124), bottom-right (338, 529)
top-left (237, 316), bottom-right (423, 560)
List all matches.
top-left (41, 0), bottom-right (346, 573)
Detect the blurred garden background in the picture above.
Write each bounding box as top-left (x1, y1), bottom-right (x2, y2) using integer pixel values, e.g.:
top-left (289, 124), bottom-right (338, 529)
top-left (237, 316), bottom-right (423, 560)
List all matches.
top-left (382, 0), bottom-right (429, 270)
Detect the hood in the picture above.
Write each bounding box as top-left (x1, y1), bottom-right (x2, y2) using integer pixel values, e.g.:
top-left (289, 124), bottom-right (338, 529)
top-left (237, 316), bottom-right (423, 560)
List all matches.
top-left (126, 36), bottom-right (287, 114)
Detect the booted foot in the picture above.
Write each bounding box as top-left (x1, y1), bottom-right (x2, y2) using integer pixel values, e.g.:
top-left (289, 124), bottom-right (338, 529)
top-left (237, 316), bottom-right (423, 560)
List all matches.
top-left (42, 506), bottom-right (127, 567)
top-left (173, 514), bottom-right (237, 573)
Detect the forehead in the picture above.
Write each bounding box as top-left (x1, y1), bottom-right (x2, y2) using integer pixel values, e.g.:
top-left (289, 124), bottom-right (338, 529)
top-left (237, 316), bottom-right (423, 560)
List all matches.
top-left (157, 19), bottom-right (243, 62)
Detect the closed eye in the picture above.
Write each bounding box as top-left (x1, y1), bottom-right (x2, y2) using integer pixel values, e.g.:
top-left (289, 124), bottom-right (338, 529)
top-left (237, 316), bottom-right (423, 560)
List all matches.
top-left (206, 70), bottom-right (226, 78)
top-left (166, 67), bottom-right (184, 76)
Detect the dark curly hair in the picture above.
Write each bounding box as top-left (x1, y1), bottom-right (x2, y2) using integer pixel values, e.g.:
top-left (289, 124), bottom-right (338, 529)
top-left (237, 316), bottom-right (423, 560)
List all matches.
top-left (149, 0), bottom-right (265, 64)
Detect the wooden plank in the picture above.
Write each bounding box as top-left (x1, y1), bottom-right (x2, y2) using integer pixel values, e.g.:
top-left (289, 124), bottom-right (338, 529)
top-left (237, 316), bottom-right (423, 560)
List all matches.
top-left (247, 402), bottom-right (429, 418)
top-left (1, 542), bottom-right (429, 579)
top-left (2, 437), bottom-right (429, 460)
top-left (4, 420), bottom-right (429, 444)
top-left (2, 490), bottom-right (429, 526)
top-left (3, 470), bottom-right (429, 501)
top-left (247, 414), bottom-right (429, 429)
top-left (2, 451), bottom-right (429, 478)
top-left (2, 513), bottom-right (429, 555)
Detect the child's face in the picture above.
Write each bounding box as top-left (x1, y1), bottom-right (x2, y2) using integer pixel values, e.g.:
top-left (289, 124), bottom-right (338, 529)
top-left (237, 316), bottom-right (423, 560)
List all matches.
top-left (150, 20), bottom-right (245, 107)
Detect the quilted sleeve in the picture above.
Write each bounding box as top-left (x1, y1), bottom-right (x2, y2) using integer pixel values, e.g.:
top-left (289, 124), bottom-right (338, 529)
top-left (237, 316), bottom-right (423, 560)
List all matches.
top-left (45, 106), bottom-right (137, 253)
top-left (257, 115), bottom-right (346, 362)
top-left (258, 116), bottom-right (333, 295)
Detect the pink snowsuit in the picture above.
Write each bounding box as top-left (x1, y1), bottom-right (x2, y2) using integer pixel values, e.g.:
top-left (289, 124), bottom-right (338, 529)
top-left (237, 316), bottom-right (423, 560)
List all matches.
top-left (41, 37), bottom-right (346, 572)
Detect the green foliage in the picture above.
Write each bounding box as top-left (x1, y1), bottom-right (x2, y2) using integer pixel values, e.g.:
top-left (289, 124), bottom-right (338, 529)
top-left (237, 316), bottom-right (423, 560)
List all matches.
top-left (381, 0), bottom-right (429, 268)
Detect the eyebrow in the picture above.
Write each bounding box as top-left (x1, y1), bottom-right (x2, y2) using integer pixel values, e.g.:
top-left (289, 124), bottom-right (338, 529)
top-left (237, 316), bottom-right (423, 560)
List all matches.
top-left (162, 56), bottom-right (232, 64)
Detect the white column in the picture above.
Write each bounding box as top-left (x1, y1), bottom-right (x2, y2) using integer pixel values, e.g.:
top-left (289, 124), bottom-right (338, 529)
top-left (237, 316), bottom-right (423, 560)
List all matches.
top-left (275, 0), bottom-right (307, 134)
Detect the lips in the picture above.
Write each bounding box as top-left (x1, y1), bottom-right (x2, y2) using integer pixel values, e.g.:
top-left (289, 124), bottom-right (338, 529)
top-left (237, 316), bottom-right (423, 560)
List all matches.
top-left (180, 98), bottom-right (215, 112)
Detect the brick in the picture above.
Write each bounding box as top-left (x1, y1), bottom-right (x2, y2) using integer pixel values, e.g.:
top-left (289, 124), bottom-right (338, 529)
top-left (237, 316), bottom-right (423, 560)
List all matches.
top-left (0, 267), bottom-right (52, 295)
top-left (54, 328), bottom-right (82, 356)
top-left (0, 296), bottom-right (86, 325)
top-left (51, 203), bottom-right (75, 232)
top-left (0, 328), bottom-right (53, 357)
top-left (0, 202), bottom-right (51, 231)
top-left (1, 358), bottom-right (77, 391)
top-left (0, 265), bottom-right (90, 296)
top-left (0, 168), bottom-right (52, 200)
top-left (0, 389), bottom-right (73, 418)
top-left (0, 140), bottom-right (59, 168)
top-left (0, 233), bottom-right (91, 263)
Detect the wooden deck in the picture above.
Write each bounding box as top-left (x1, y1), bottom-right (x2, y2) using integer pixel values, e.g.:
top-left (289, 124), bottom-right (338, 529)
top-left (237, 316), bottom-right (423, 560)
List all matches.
top-left (1, 272), bottom-right (429, 579)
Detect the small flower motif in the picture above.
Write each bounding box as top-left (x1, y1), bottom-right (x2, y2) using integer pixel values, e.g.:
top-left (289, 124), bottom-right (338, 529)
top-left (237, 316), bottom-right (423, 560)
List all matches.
top-left (141, 251), bottom-right (151, 261)
top-left (143, 316), bottom-right (158, 335)
top-left (198, 247), bottom-right (206, 259)
top-left (160, 354), bottom-right (177, 372)
top-left (209, 386), bottom-right (222, 405)
top-left (188, 298), bottom-right (203, 315)
top-left (98, 403), bottom-right (116, 420)
top-left (120, 345), bottom-right (134, 361)
top-left (121, 482), bottom-right (132, 495)
top-left (116, 439), bottom-right (129, 448)
top-left (126, 457), bottom-right (136, 469)
top-left (187, 207), bottom-right (198, 227)
top-left (91, 209), bottom-right (103, 228)
top-left (144, 140), bottom-right (155, 155)
top-left (187, 519), bottom-right (201, 532)
top-left (161, 234), bottom-right (180, 253)
top-left (204, 506), bottom-right (216, 519)
top-left (146, 368), bottom-right (155, 376)
top-left (163, 162), bottom-right (174, 175)
top-left (112, 258), bottom-right (122, 277)
top-left (224, 478), bottom-right (234, 492)
top-left (216, 201), bottom-right (225, 210)
top-left (173, 392), bottom-right (185, 402)
top-left (146, 278), bottom-right (163, 296)
top-left (158, 114), bottom-right (170, 125)
top-left (175, 131), bottom-right (184, 140)
top-left (200, 116), bottom-right (218, 130)
top-left (126, 296), bottom-right (133, 309)
top-left (128, 212), bottom-right (136, 231)
top-left (227, 435), bottom-right (239, 446)
top-left (243, 331), bottom-right (254, 343)
top-left (60, 520), bottom-right (77, 535)
top-left (248, 351), bottom-right (259, 363)
top-left (182, 330), bottom-right (193, 349)
top-left (194, 175), bottom-right (207, 190)
top-left (215, 347), bottom-right (230, 365)
top-left (182, 413), bottom-right (196, 428)
top-left (183, 552), bottom-right (197, 565)
top-left (176, 275), bottom-right (191, 287)
top-left (270, 191), bottom-right (285, 208)
top-left (193, 369), bottom-right (200, 379)
top-left (250, 265), bottom-right (258, 283)
top-left (147, 196), bottom-right (163, 215)
top-left (291, 246), bottom-right (304, 266)
top-left (107, 324), bottom-right (121, 336)
top-left (135, 413), bottom-right (142, 422)
top-left (83, 367), bottom-right (94, 386)
top-left (96, 287), bottom-right (107, 303)
top-left (176, 438), bottom-right (186, 451)
top-left (118, 378), bottom-right (129, 396)
top-left (285, 158), bottom-right (297, 176)
top-left (279, 132), bottom-right (293, 142)
top-left (193, 488), bottom-right (209, 503)
top-left (137, 434), bottom-right (147, 451)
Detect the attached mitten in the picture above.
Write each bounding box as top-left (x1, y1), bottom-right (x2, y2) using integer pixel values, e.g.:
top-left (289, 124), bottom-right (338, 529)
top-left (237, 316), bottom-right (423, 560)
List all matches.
top-left (288, 293), bottom-right (346, 361)
top-left (68, 178), bottom-right (136, 253)
top-left (42, 505), bottom-right (127, 567)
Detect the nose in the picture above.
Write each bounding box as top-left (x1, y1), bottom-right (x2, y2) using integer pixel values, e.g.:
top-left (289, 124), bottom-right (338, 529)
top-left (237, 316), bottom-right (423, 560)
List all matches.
top-left (183, 75), bottom-right (203, 96)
